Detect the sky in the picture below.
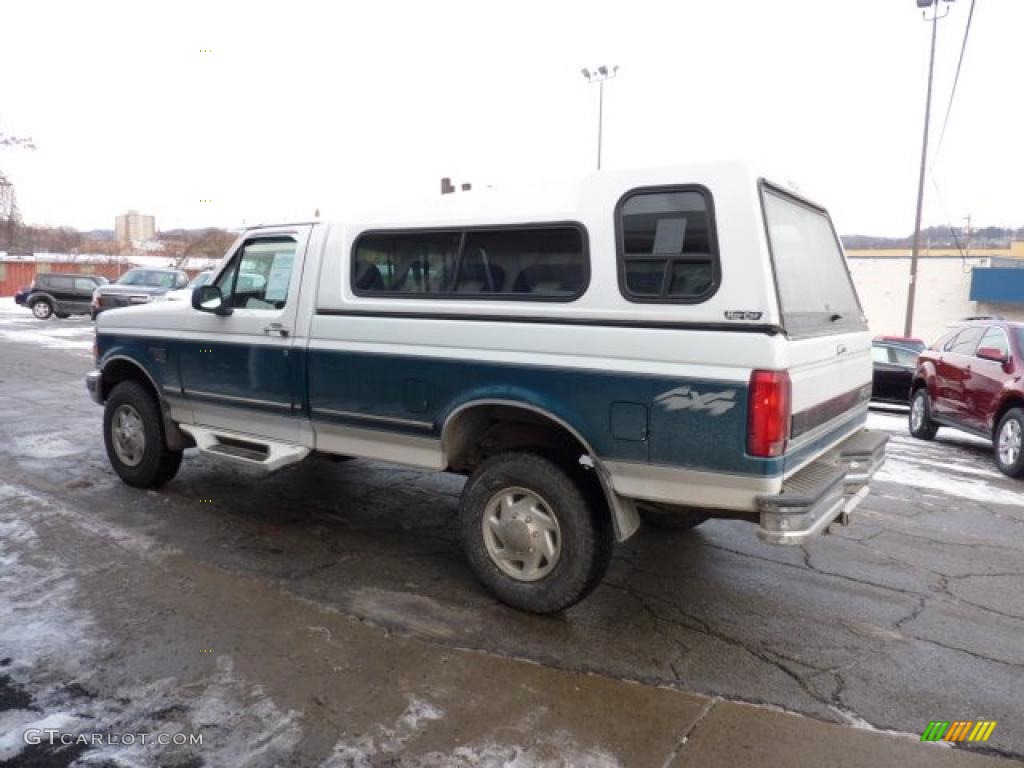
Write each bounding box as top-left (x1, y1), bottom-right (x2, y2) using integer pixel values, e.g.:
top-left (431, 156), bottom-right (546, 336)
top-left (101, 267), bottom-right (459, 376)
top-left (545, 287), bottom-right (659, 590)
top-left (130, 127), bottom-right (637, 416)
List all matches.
top-left (2, 0), bottom-right (1021, 237)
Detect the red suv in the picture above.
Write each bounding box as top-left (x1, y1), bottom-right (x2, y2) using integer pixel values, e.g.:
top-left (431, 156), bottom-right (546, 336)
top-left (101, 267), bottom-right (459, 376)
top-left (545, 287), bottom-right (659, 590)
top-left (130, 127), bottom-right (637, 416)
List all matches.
top-left (910, 319), bottom-right (1024, 477)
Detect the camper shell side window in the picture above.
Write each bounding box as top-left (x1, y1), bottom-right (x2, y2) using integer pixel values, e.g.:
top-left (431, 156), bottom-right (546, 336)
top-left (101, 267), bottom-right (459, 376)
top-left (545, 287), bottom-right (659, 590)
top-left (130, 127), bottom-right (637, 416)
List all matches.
top-left (615, 185), bottom-right (721, 304)
top-left (351, 223), bottom-right (590, 302)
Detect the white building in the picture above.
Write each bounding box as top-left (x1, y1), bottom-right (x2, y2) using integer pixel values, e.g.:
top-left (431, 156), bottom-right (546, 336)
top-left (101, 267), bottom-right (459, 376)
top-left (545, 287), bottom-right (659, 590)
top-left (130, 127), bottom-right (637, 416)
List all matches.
top-left (847, 242), bottom-right (1024, 343)
top-left (115, 210), bottom-right (156, 244)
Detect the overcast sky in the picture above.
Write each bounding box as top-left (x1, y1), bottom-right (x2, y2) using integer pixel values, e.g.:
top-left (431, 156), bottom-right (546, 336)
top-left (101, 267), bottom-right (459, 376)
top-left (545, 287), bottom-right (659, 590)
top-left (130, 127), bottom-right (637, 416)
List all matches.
top-left (3, 0), bottom-right (1020, 236)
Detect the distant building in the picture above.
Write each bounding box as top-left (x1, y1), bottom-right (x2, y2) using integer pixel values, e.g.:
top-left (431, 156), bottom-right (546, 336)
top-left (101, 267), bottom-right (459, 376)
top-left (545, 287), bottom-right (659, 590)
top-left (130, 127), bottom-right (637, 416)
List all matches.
top-left (115, 210), bottom-right (155, 243)
top-left (846, 241), bottom-right (1024, 342)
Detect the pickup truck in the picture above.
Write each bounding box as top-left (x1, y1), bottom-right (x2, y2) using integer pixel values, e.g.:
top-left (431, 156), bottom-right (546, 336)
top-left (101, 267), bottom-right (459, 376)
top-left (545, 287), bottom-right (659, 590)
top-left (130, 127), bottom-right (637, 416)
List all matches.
top-left (87, 163), bottom-right (888, 613)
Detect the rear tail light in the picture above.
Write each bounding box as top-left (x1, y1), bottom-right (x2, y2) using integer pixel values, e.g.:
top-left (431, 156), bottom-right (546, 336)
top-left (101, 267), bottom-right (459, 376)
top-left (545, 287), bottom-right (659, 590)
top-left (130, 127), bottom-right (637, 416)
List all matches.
top-left (748, 370), bottom-right (791, 458)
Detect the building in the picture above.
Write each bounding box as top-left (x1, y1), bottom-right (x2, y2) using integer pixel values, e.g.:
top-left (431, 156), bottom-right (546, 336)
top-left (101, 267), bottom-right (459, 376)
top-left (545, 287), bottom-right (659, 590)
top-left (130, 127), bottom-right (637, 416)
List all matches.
top-left (115, 210), bottom-right (156, 244)
top-left (846, 241), bottom-right (1024, 343)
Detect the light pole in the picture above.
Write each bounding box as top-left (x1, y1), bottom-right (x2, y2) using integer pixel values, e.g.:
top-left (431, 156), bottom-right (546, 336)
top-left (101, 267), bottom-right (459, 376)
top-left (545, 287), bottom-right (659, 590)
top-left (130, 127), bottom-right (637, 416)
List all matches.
top-left (904, 0), bottom-right (954, 337)
top-left (581, 66), bottom-right (619, 171)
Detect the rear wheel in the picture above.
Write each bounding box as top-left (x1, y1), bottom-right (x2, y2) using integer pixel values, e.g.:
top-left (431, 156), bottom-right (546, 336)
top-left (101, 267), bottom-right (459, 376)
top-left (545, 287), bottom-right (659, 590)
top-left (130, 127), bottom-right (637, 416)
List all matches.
top-left (909, 388), bottom-right (939, 440)
top-left (55, 311), bottom-right (70, 319)
top-left (459, 452), bottom-right (612, 614)
top-left (994, 409), bottom-right (1024, 478)
top-left (103, 380), bottom-right (183, 488)
top-left (31, 299), bottom-right (53, 320)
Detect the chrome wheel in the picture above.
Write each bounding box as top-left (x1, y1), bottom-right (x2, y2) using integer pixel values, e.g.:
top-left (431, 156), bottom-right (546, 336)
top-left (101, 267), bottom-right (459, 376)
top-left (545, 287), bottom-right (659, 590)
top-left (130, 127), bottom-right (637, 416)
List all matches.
top-left (32, 301), bottom-right (52, 319)
top-left (482, 486), bottom-right (562, 582)
top-left (998, 419), bottom-right (1022, 468)
top-left (911, 393), bottom-right (926, 431)
top-left (111, 404), bottom-right (146, 467)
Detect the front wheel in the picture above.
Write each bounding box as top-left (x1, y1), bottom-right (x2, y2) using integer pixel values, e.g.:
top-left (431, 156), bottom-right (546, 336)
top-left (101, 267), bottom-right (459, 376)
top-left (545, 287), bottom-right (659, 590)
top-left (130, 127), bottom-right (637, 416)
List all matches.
top-left (31, 299), bottom-right (53, 320)
top-left (103, 380), bottom-right (183, 488)
top-left (994, 408), bottom-right (1024, 478)
top-left (909, 388), bottom-right (939, 440)
top-left (459, 452), bottom-right (612, 614)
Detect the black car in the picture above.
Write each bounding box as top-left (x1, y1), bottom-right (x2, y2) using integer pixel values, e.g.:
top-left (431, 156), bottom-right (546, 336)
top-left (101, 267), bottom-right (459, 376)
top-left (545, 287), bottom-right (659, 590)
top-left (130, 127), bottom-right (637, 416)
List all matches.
top-left (91, 268), bottom-right (189, 317)
top-left (871, 341), bottom-right (919, 404)
top-left (18, 272), bottom-right (109, 319)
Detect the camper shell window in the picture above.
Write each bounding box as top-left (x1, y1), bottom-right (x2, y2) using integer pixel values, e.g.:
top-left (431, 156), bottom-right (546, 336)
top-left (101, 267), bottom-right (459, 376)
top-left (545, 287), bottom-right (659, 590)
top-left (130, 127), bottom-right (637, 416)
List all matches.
top-left (615, 185), bottom-right (721, 304)
top-left (352, 223), bottom-right (589, 301)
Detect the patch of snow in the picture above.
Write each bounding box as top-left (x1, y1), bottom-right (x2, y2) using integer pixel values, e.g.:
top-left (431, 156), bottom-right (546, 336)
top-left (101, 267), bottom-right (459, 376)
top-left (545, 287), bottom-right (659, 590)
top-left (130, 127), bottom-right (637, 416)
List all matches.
top-left (321, 703), bottom-right (621, 768)
top-left (876, 456), bottom-right (1024, 507)
top-left (0, 482), bottom-right (303, 767)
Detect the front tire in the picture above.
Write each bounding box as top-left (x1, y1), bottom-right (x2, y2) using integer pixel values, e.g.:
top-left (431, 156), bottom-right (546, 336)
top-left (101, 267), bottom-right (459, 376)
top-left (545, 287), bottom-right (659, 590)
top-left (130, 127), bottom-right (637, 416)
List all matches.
top-left (459, 452), bottom-right (612, 614)
top-left (103, 380), bottom-right (183, 488)
top-left (909, 388), bottom-right (939, 440)
top-left (31, 299), bottom-right (53, 320)
top-left (994, 408), bottom-right (1024, 478)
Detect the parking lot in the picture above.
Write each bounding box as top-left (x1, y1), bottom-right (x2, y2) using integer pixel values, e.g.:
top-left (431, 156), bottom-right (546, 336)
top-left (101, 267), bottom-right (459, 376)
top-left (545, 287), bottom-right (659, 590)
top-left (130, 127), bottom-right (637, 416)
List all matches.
top-left (1, 301), bottom-right (1022, 767)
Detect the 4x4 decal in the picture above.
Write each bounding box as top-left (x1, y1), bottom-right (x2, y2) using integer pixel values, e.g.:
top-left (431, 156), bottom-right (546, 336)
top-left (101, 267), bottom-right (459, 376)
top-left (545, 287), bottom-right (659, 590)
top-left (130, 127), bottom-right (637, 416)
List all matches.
top-left (655, 386), bottom-right (737, 416)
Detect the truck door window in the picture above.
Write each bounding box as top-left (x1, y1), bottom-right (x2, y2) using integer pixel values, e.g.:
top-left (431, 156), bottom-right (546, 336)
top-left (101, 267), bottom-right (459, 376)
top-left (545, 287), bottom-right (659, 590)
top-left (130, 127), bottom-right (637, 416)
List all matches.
top-left (948, 327), bottom-right (984, 356)
top-left (216, 237), bottom-right (297, 310)
top-left (977, 327), bottom-right (1009, 358)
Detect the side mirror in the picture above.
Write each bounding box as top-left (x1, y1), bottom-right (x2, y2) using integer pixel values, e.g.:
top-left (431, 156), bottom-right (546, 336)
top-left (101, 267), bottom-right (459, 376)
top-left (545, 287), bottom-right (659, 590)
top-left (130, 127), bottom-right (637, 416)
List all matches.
top-left (976, 346), bottom-right (1008, 364)
top-left (192, 285), bottom-right (232, 316)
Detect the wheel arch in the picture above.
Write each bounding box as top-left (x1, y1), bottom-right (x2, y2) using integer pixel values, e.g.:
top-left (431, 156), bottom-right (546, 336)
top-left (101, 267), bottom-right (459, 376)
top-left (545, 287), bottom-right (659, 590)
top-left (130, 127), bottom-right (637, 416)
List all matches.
top-left (993, 393), bottom-right (1024, 438)
top-left (441, 398), bottom-right (640, 542)
top-left (98, 355), bottom-right (194, 450)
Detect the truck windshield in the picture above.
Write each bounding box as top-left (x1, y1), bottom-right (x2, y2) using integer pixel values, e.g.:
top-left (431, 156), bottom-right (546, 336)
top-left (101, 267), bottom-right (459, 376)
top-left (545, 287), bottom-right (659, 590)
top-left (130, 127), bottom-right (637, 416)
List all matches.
top-left (761, 185), bottom-right (866, 336)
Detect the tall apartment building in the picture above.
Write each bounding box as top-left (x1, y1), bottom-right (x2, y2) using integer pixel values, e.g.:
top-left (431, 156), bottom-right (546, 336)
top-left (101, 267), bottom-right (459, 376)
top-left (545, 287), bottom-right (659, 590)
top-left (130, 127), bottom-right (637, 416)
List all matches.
top-left (115, 210), bottom-right (156, 243)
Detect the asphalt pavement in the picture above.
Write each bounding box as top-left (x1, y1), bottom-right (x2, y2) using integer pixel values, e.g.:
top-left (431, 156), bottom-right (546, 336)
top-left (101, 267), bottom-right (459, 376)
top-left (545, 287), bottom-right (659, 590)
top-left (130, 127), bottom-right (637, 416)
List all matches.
top-left (1, 304), bottom-right (1022, 767)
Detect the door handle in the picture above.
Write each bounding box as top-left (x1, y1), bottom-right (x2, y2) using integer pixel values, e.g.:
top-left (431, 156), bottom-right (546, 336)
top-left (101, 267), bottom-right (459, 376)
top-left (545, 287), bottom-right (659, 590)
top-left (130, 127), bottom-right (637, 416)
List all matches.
top-left (263, 323), bottom-right (290, 337)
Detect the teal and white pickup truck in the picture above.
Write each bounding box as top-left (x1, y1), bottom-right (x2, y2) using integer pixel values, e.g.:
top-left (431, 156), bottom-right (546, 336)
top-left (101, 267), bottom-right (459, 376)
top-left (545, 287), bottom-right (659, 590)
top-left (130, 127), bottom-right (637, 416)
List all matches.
top-left (87, 163), bottom-right (888, 613)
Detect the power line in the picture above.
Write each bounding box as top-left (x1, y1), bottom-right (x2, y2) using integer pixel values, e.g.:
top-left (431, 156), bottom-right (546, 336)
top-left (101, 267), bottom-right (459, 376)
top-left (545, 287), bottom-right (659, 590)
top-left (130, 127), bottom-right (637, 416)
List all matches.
top-left (935, 0), bottom-right (976, 159)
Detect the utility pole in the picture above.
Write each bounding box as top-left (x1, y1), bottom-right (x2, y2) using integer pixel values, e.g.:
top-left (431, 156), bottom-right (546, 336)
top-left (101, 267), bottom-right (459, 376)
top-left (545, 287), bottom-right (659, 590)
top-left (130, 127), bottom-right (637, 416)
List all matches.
top-left (580, 66), bottom-right (619, 171)
top-left (904, 0), bottom-right (954, 336)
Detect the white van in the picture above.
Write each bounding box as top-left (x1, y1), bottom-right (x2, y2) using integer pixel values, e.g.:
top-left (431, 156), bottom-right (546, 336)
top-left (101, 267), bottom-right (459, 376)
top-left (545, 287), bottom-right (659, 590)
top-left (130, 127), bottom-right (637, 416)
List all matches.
top-left (87, 163), bottom-right (887, 613)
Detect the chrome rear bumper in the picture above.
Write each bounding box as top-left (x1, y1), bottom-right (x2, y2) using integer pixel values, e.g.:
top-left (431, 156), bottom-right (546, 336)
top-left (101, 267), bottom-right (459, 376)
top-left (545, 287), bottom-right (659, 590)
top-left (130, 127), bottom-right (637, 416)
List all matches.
top-left (757, 429), bottom-right (888, 545)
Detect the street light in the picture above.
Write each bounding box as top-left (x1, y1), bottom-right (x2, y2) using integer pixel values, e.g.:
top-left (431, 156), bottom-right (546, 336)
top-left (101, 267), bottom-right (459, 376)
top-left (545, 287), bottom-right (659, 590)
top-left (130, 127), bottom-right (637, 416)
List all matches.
top-left (904, 0), bottom-right (955, 336)
top-left (580, 65), bottom-right (619, 171)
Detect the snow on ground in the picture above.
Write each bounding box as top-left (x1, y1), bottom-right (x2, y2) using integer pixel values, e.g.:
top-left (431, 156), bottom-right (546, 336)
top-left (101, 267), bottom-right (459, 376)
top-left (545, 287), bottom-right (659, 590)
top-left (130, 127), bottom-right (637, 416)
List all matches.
top-left (868, 404), bottom-right (1024, 507)
top-left (0, 297), bottom-right (93, 352)
top-left (0, 482), bottom-right (305, 767)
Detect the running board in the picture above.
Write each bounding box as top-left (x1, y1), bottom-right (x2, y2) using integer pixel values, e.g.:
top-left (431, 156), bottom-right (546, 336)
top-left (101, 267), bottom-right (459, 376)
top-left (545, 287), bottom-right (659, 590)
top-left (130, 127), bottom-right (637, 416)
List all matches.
top-left (179, 424), bottom-right (310, 472)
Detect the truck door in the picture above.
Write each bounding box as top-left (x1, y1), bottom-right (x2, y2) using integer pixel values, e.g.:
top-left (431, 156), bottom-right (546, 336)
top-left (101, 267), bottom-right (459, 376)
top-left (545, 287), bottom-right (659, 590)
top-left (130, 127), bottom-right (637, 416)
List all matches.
top-left (178, 226), bottom-right (312, 443)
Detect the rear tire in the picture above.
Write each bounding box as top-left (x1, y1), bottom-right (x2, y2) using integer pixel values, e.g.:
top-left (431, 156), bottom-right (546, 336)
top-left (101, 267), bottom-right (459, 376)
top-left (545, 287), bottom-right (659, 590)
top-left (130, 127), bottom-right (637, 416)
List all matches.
top-left (994, 408), bottom-right (1024, 479)
top-left (31, 299), bottom-right (53, 320)
top-left (459, 452), bottom-right (613, 614)
top-left (909, 388), bottom-right (939, 441)
top-left (103, 380), bottom-right (183, 488)
top-left (55, 311), bottom-right (70, 319)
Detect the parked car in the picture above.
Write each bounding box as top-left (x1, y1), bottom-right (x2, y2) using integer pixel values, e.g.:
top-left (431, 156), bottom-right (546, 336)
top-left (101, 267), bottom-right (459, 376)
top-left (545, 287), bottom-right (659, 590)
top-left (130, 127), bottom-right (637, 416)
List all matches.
top-left (86, 163), bottom-right (888, 613)
top-left (871, 341), bottom-right (919, 404)
top-left (164, 271), bottom-right (214, 302)
top-left (874, 334), bottom-right (926, 353)
top-left (91, 268), bottom-right (189, 317)
top-left (910, 319), bottom-right (1024, 477)
top-left (18, 272), bottom-right (109, 319)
